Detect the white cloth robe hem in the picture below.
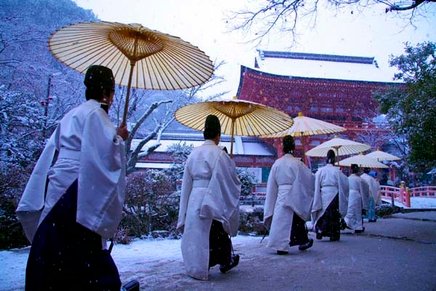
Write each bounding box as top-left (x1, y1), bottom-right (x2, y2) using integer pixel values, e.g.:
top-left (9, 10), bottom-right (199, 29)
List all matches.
top-left (344, 174), bottom-right (365, 230)
top-left (16, 100), bottom-right (126, 243)
top-left (361, 173), bottom-right (378, 209)
top-left (177, 140), bottom-right (241, 280)
top-left (263, 154), bottom-right (314, 251)
top-left (311, 164), bottom-right (349, 227)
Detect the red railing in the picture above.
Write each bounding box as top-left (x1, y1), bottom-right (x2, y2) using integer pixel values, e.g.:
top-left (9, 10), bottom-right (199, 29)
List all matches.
top-left (245, 184), bottom-right (436, 207)
top-left (410, 186), bottom-right (436, 198)
top-left (380, 186), bottom-right (436, 207)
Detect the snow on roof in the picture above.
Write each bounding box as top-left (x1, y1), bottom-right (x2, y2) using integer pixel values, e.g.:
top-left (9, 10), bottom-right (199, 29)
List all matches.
top-left (255, 50), bottom-right (399, 83)
top-left (131, 133), bottom-right (275, 156)
top-left (135, 162), bottom-right (172, 169)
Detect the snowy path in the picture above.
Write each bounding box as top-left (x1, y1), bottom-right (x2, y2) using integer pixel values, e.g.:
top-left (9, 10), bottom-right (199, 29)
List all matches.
top-left (1, 211), bottom-right (436, 290)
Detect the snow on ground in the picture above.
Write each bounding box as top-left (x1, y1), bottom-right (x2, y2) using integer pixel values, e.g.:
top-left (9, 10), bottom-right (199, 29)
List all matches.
top-left (410, 197), bottom-right (436, 208)
top-left (1, 198), bottom-right (434, 290)
top-left (381, 197), bottom-right (436, 208)
top-left (0, 235), bottom-right (259, 291)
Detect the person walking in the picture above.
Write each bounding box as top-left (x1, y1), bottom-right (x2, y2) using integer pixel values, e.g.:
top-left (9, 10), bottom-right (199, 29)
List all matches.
top-left (177, 115), bottom-right (241, 280)
top-left (345, 164), bottom-right (369, 233)
top-left (264, 135), bottom-right (315, 255)
top-left (361, 168), bottom-right (379, 222)
top-left (312, 150), bottom-right (349, 241)
top-left (16, 65), bottom-right (129, 290)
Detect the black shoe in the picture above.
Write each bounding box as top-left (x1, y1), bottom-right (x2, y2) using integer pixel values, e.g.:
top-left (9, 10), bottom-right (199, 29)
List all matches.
top-left (340, 219), bottom-right (347, 230)
top-left (330, 235), bottom-right (340, 241)
top-left (316, 232), bottom-right (323, 240)
top-left (122, 280), bottom-right (140, 291)
top-left (354, 227), bottom-right (365, 234)
top-left (298, 239), bottom-right (314, 251)
top-left (219, 254), bottom-right (240, 273)
top-left (276, 250), bottom-right (289, 255)
top-left (368, 219), bottom-right (377, 223)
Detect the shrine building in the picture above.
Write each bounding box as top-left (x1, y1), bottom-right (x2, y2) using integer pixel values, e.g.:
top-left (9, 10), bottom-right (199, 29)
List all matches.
top-left (237, 50), bottom-right (402, 161)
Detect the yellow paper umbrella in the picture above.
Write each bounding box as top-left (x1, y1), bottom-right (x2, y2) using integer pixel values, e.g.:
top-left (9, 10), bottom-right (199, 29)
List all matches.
top-left (175, 98), bottom-right (293, 156)
top-left (306, 137), bottom-right (370, 157)
top-left (262, 112), bottom-right (346, 164)
top-left (365, 150), bottom-right (400, 161)
top-left (262, 112), bottom-right (346, 137)
top-left (49, 21), bottom-right (214, 124)
top-left (337, 153), bottom-right (388, 168)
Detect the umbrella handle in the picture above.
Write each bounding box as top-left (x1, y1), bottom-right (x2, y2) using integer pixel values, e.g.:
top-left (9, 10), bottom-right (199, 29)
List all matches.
top-left (121, 62), bottom-right (136, 126)
top-left (230, 118), bottom-right (235, 158)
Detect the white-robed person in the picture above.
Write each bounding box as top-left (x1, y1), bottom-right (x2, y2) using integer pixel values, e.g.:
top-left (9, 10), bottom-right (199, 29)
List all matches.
top-left (264, 135), bottom-right (315, 255)
top-left (344, 164), bottom-right (369, 233)
top-left (361, 168), bottom-right (379, 222)
top-left (312, 150), bottom-right (349, 241)
top-left (177, 115), bottom-right (241, 280)
top-left (16, 65), bottom-right (129, 290)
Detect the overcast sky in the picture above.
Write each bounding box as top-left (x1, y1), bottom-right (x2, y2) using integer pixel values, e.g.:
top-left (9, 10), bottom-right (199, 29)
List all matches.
top-left (73, 0), bottom-right (436, 97)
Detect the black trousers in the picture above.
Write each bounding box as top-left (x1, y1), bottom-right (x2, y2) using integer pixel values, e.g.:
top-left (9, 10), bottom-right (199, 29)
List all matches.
top-left (315, 194), bottom-right (341, 239)
top-left (289, 213), bottom-right (310, 246)
top-left (26, 180), bottom-right (121, 291)
top-left (208, 220), bottom-right (232, 268)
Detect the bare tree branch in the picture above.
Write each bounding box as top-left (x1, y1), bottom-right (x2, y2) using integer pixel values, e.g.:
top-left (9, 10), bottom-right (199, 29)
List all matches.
top-left (125, 99), bottom-right (172, 152)
top-left (228, 0), bottom-right (435, 44)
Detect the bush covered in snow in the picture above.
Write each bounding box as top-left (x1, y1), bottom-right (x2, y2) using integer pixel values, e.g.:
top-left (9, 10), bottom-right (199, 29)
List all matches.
top-left (120, 170), bottom-right (179, 240)
top-left (0, 165), bottom-right (30, 249)
top-left (238, 206), bottom-right (267, 236)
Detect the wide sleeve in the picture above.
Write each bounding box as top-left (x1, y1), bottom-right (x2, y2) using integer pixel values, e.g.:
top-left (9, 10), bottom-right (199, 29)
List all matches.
top-left (338, 171), bottom-right (349, 216)
top-left (374, 180), bottom-right (381, 205)
top-left (263, 163), bottom-right (278, 229)
top-left (360, 179), bottom-right (370, 211)
top-left (177, 159), bottom-right (193, 229)
top-left (16, 127), bottom-right (60, 242)
top-left (199, 151), bottom-right (241, 236)
top-left (312, 170), bottom-right (323, 214)
top-left (77, 109), bottom-right (126, 239)
top-left (370, 178), bottom-right (379, 201)
top-left (286, 163), bottom-right (314, 221)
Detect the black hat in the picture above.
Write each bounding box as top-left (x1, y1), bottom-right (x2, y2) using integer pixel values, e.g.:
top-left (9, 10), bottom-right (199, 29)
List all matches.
top-left (84, 65), bottom-right (114, 91)
top-left (351, 163), bottom-right (360, 173)
top-left (327, 149), bottom-right (336, 164)
top-left (203, 115), bottom-right (221, 140)
top-left (283, 135), bottom-right (295, 153)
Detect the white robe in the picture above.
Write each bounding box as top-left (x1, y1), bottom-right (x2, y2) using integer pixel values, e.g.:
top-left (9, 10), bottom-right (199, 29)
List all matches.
top-left (16, 100), bottom-right (126, 243)
top-left (361, 173), bottom-right (380, 206)
top-left (264, 154), bottom-right (314, 251)
top-left (177, 140), bottom-right (241, 280)
top-left (344, 174), bottom-right (366, 230)
top-left (374, 180), bottom-right (381, 205)
top-left (312, 164), bottom-right (349, 226)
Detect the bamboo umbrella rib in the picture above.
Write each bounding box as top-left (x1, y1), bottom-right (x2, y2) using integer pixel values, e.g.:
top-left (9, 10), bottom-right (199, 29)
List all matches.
top-left (220, 113), bottom-right (232, 133)
top-left (177, 107), bottom-right (204, 123)
top-left (259, 113), bottom-right (281, 134)
top-left (155, 46), bottom-right (194, 84)
top-left (166, 41), bottom-right (212, 68)
top-left (243, 114), bottom-right (261, 135)
top-left (155, 51), bottom-right (195, 88)
top-left (259, 112), bottom-right (287, 133)
top-left (53, 38), bottom-right (113, 70)
top-left (151, 53), bottom-right (183, 89)
top-left (160, 49), bottom-right (208, 87)
top-left (148, 55), bottom-right (168, 89)
top-left (137, 60), bottom-right (151, 89)
top-left (253, 111), bottom-right (286, 134)
top-left (163, 45), bottom-right (213, 81)
top-left (145, 57), bottom-right (159, 88)
top-left (156, 53), bottom-right (181, 89)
